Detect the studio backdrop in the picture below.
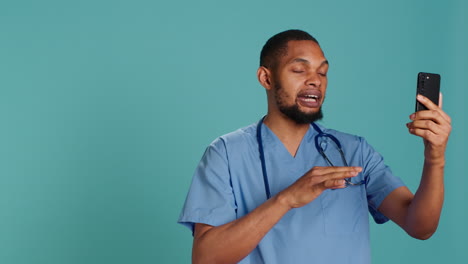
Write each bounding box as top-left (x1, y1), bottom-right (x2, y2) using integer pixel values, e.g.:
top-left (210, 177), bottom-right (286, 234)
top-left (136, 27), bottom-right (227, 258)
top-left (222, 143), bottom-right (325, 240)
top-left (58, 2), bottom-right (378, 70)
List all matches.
top-left (0, 0), bottom-right (466, 263)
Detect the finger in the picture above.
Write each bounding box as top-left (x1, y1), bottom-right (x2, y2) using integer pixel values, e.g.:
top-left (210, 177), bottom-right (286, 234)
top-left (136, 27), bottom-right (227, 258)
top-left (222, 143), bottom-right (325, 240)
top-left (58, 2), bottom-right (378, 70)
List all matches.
top-left (439, 92), bottom-right (443, 109)
top-left (318, 170), bottom-right (360, 183)
top-left (416, 94), bottom-right (451, 123)
top-left (408, 128), bottom-right (446, 146)
top-left (437, 93), bottom-right (451, 123)
top-left (410, 111), bottom-right (452, 133)
top-left (417, 94), bottom-right (439, 111)
top-left (312, 166), bottom-right (362, 175)
top-left (407, 120), bottom-right (448, 135)
top-left (410, 109), bottom-right (449, 126)
top-left (324, 179), bottom-right (346, 189)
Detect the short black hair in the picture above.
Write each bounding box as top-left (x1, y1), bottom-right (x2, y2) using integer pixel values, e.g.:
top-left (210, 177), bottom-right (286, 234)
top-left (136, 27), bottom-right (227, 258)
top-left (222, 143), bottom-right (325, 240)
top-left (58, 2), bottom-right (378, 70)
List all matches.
top-left (260, 29), bottom-right (319, 69)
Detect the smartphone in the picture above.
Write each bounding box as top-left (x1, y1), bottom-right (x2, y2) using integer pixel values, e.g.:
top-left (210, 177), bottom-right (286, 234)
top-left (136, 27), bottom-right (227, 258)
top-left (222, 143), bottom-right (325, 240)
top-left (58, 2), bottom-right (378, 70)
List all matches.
top-left (416, 72), bottom-right (441, 111)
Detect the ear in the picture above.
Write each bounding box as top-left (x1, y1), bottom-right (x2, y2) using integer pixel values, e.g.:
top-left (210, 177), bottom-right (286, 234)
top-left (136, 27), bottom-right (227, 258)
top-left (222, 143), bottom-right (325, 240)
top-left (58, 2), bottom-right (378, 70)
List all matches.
top-left (257, 66), bottom-right (273, 91)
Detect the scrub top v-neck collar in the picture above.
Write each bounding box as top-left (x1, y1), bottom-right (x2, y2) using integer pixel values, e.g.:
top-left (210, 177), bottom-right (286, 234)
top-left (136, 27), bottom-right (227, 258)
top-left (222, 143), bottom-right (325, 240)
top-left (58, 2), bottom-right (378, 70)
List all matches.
top-left (260, 122), bottom-right (316, 161)
top-left (259, 121), bottom-right (320, 199)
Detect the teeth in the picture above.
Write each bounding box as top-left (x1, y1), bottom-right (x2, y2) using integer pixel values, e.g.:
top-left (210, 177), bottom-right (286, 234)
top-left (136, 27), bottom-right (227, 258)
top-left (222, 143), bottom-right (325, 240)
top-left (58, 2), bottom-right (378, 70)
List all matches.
top-left (302, 94), bottom-right (318, 102)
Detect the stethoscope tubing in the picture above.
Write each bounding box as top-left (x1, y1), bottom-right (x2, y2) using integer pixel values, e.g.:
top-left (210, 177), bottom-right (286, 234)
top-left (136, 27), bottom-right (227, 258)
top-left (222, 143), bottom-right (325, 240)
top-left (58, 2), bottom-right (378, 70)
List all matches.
top-left (256, 117), bottom-right (365, 200)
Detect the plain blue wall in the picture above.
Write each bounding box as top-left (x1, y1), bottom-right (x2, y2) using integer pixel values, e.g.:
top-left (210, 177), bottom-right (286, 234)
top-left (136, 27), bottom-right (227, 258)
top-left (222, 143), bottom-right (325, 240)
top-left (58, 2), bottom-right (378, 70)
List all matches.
top-left (0, 0), bottom-right (466, 263)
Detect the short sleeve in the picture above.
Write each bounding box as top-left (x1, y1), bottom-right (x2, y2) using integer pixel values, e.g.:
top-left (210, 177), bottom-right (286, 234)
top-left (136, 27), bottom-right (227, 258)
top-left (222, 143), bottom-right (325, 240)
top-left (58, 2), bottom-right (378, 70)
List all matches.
top-left (177, 138), bottom-right (237, 233)
top-left (360, 138), bottom-right (405, 224)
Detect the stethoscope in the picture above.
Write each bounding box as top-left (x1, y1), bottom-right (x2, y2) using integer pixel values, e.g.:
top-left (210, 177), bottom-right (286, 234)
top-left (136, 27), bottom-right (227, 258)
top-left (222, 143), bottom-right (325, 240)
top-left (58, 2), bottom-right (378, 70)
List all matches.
top-left (256, 116), bottom-right (365, 199)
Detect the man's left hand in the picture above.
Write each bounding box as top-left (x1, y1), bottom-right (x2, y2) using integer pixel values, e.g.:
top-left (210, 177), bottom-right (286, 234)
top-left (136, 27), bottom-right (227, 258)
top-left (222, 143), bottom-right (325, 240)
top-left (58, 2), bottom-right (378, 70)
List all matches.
top-left (406, 93), bottom-right (452, 165)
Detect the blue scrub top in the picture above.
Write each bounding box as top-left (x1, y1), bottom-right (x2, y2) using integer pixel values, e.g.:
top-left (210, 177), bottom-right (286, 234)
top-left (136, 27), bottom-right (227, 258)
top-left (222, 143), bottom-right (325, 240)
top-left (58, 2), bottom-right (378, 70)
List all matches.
top-left (178, 122), bottom-right (404, 264)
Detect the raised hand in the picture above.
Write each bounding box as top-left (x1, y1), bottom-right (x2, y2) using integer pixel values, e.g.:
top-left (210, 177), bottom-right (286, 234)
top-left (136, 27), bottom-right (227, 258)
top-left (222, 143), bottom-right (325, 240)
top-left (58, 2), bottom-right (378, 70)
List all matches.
top-left (278, 166), bottom-right (362, 209)
top-left (406, 93), bottom-right (452, 164)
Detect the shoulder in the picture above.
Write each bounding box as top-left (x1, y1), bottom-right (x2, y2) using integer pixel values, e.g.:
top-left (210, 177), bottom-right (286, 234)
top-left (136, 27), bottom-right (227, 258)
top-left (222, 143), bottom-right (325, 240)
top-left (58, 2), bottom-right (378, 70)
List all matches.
top-left (210, 122), bottom-right (258, 148)
top-left (203, 122), bottom-right (258, 156)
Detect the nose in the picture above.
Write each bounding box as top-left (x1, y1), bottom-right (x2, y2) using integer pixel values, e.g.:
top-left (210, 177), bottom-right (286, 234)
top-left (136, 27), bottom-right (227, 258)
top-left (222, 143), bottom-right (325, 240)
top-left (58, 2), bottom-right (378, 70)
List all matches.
top-left (306, 73), bottom-right (321, 87)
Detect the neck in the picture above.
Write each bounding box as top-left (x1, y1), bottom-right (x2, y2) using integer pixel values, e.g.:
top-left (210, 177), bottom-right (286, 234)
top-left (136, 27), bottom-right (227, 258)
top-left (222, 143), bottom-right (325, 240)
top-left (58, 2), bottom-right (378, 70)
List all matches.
top-left (263, 112), bottom-right (311, 157)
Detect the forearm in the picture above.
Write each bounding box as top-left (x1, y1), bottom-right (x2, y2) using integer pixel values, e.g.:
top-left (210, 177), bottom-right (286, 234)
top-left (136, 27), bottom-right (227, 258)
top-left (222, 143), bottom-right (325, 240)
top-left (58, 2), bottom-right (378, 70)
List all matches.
top-left (405, 159), bottom-right (445, 239)
top-left (193, 194), bottom-right (291, 264)
top-left (192, 166), bottom-right (360, 262)
top-left (394, 93), bottom-right (450, 239)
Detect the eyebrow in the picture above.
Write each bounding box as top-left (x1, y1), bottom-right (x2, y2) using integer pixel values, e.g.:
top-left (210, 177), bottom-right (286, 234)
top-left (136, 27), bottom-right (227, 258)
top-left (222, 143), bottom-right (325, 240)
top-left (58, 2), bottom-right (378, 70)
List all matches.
top-left (289, 58), bottom-right (329, 66)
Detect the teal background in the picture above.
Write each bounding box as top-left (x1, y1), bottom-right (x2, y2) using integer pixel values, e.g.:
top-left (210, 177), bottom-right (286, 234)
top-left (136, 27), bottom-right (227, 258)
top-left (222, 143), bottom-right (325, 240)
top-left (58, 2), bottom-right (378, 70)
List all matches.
top-left (0, 0), bottom-right (466, 263)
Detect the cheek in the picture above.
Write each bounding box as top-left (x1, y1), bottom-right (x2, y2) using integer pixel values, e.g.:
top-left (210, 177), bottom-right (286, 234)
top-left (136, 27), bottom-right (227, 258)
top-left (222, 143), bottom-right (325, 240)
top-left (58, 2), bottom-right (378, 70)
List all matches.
top-left (321, 78), bottom-right (328, 89)
top-left (277, 86), bottom-right (294, 100)
top-left (274, 85), bottom-right (294, 106)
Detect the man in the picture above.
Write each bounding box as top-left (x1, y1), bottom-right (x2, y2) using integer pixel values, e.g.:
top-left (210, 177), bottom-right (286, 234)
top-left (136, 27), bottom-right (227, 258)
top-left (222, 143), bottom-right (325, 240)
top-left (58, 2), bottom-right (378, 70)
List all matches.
top-left (178, 29), bottom-right (451, 264)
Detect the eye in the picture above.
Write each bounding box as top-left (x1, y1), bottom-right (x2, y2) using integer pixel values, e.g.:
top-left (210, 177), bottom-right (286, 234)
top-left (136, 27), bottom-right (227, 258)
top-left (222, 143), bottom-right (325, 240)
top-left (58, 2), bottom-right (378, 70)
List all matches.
top-left (292, 69), bottom-right (305, 73)
top-left (318, 72), bottom-right (327, 77)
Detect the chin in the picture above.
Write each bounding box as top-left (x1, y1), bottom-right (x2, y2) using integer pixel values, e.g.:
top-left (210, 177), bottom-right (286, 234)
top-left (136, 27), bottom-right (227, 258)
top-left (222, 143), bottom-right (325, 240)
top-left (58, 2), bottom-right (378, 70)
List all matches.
top-left (281, 106), bottom-right (324, 124)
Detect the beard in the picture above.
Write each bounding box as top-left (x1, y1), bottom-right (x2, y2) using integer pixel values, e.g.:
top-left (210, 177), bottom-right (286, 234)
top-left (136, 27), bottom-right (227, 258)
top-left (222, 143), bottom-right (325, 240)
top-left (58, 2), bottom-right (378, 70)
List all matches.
top-left (274, 83), bottom-right (324, 124)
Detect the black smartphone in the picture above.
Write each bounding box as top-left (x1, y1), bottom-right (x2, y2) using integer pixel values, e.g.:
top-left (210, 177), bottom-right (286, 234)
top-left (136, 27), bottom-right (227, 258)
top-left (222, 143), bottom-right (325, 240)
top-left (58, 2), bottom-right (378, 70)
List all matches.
top-left (416, 72), bottom-right (441, 111)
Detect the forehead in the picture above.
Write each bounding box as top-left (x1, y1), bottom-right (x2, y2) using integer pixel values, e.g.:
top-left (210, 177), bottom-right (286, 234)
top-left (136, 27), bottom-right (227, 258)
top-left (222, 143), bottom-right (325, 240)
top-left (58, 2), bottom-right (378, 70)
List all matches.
top-left (281, 40), bottom-right (326, 66)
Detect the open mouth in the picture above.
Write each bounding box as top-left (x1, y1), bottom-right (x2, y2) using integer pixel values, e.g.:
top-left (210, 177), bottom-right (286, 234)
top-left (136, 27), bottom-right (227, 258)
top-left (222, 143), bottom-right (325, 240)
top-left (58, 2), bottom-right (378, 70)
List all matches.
top-left (302, 94), bottom-right (319, 102)
top-left (297, 90), bottom-right (321, 107)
